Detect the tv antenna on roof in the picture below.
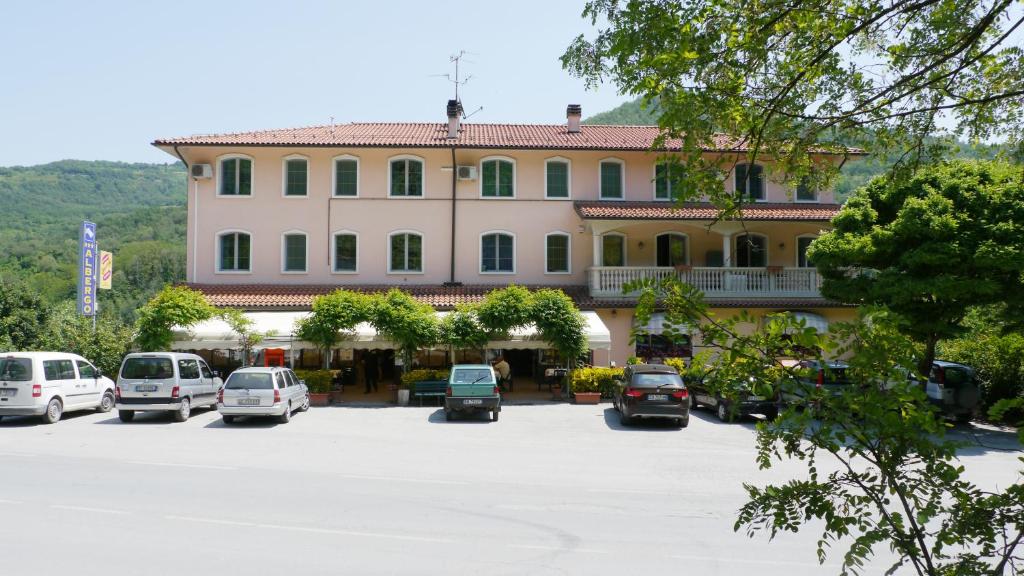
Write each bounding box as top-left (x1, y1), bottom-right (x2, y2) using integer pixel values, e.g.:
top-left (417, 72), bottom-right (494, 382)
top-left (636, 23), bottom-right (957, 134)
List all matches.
top-left (430, 50), bottom-right (483, 119)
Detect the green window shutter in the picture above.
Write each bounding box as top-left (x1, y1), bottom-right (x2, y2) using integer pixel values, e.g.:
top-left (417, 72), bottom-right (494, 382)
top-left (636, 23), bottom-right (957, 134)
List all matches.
top-left (546, 161), bottom-right (568, 198)
top-left (750, 164), bottom-right (764, 200)
top-left (238, 159), bottom-right (252, 195)
top-left (601, 162), bottom-right (622, 199)
top-left (285, 159), bottom-right (307, 196)
top-left (237, 233), bottom-right (251, 270)
top-left (221, 159), bottom-right (237, 195)
top-left (655, 164), bottom-right (669, 199)
top-left (335, 160), bottom-right (358, 196)
top-left (482, 160), bottom-right (496, 197)
top-left (390, 234), bottom-right (406, 270)
top-left (735, 164), bottom-right (748, 198)
top-left (407, 234), bottom-right (422, 270)
top-left (391, 160), bottom-right (406, 196)
top-left (407, 160), bottom-right (423, 196)
top-left (481, 234), bottom-right (496, 270)
top-left (497, 160), bottom-right (514, 197)
top-left (335, 234), bottom-right (357, 271)
top-left (602, 235), bottom-right (624, 266)
top-left (220, 234), bottom-right (235, 269)
top-left (796, 176), bottom-right (816, 201)
top-left (284, 235), bottom-right (305, 271)
top-left (546, 234), bottom-right (569, 273)
top-left (497, 234), bottom-right (513, 270)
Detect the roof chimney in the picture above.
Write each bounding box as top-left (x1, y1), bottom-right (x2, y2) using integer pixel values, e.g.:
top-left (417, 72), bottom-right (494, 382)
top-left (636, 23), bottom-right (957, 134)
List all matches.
top-left (447, 99), bottom-right (463, 139)
top-left (567, 104), bottom-right (582, 134)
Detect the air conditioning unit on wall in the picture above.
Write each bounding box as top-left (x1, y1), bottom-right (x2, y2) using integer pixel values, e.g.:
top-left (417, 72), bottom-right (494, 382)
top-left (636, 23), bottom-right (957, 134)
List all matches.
top-left (457, 165), bottom-right (477, 180)
top-left (191, 163), bottom-right (213, 179)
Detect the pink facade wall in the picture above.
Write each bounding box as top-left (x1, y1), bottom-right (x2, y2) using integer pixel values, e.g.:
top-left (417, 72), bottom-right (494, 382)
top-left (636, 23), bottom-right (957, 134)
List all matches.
top-left (175, 145), bottom-right (838, 285)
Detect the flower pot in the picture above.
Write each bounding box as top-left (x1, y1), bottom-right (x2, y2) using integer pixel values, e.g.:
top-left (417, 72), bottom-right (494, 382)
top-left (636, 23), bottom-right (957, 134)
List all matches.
top-left (574, 392), bottom-right (601, 404)
top-left (309, 393), bottom-right (331, 407)
top-left (397, 389), bottom-right (411, 406)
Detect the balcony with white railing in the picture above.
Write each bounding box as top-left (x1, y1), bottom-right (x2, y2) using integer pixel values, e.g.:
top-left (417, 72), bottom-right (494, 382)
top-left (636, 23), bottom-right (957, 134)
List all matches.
top-left (588, 266), bottom-right (822, 298)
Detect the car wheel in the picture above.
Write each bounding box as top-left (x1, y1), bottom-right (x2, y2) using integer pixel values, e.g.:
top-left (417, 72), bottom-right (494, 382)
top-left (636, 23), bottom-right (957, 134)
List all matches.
top-left (278, 402), bottom-right (292, 424)
top-left (445, 409), bottom-right (454, 422)
top-left (716, 401), bottom-right (733, 423)
top-left (41, 398), bottom-right (62, 424)
top-left (222, 415), bottom-right (235, 425)
top-left (619, 410), bottom-right (632, 427)
top-left (118, 410), bottom-right (135, 423)
top-left (300, 394), bottom-right (310, 412)
top-left (678, 417), bottom-right (689, 428)
top-left (98, 391), bottom-right (115, 413)
top-left (690, 394), bottom-right (699, 411)
top-left (764, 408), bottom-right (779, 421)
top-left (955, 413), bottom-right (972, 425)
top-left (491, 409), bottom-right (499, 422)
top-left (173, 398), bottom-right (191, 422)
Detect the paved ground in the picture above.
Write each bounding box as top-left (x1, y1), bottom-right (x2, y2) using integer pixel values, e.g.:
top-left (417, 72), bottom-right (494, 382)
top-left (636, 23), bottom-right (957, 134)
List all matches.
top-left (0, 403), bottom-right (1019, 575)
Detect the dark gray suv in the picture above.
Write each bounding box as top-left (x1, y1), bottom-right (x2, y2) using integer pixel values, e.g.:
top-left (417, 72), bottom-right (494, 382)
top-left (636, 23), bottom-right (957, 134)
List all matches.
top-left (613, 364), bottom-right (690, 428)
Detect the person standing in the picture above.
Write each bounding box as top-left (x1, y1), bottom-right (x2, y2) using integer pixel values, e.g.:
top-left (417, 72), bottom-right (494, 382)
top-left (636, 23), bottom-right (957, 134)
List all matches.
top-left (363, 351), bottom-right (378, 393)
top-left (493, 355), bottom-right (511, 391)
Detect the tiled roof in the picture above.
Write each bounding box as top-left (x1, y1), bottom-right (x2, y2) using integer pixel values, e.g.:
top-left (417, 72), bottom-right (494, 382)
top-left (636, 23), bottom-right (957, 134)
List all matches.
top-left (188, 283), bottom-right (849, 310)
top-left (154, 123), bottom-right (863, 155)
top-left (574, 201), bottom-right (841, 221)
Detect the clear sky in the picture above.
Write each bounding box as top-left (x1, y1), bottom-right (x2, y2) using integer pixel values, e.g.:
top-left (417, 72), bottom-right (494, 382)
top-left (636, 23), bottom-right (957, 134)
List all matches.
top-left (0, 0), bottom-right (627, 167)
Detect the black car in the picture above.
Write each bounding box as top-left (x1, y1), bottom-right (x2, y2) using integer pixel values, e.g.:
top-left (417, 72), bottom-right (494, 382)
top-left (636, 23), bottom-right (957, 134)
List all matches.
top-left (689, 373), bottom-right (779, 422)
top-left (613, 364), bottom-right (690, 428)
top-left (779, 359), bottom-right (852, 408)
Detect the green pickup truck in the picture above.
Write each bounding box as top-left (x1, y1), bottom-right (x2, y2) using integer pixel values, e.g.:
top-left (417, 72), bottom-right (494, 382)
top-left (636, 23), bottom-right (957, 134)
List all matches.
top-left (445, 364), bottom-right (501, 422)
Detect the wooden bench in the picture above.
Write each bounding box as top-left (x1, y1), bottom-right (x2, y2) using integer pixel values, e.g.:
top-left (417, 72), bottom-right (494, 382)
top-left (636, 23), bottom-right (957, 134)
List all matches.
top-left (412, 380), bottom-right (448, 406)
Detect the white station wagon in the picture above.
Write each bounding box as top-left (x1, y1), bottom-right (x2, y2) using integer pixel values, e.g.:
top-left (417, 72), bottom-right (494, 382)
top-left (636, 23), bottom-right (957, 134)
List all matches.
top-left (217, 367), bottom-right (309, 424)
top-left (0, 352), bottom-right (116, 424)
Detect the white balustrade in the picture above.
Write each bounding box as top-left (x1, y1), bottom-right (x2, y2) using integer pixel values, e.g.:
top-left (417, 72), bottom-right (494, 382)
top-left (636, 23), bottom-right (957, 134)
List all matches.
top-left (588, 266), bottom-right (822, 298)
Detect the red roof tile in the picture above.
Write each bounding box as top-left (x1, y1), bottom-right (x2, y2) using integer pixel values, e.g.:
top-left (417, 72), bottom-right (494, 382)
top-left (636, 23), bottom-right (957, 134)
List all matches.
top-left (188, 283), bottom-right (848, 311)
top-left (155, 123), bottom-right (863, 155)
top-left (574, 201), bottom-right (841, 221)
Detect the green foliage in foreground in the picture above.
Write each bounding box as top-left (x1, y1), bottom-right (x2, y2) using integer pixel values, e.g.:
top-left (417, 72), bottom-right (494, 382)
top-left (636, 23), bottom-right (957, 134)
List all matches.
top-left (630, 276), bottom-right (1023, 575)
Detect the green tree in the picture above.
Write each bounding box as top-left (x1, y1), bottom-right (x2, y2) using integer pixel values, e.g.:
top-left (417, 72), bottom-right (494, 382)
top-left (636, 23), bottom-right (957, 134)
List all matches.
top-left (294, 289), bottom-right (371, 369)
top-left (37, 301), bottom-right (133, 376)
top-left (562, 0), bottom-right (1024, 208)
top-left (369, 289), bottom-right (440, 372)
top-left (810, 160), bottom-right (1024, 374)
top-left (135, 285), bottom-right (216, 352)
top-left (631, 277), bottom-right (1024, 575)
top-left (476, 285), bottom-right (534, 335)
top-left (438, 305), bottom-right (489, 358)
top-left (530, 288), bottom-right (588, 367)
top-left (220, 308), bottom-right (274, 368)
top-left (0, 280), bottom-right (49, 350)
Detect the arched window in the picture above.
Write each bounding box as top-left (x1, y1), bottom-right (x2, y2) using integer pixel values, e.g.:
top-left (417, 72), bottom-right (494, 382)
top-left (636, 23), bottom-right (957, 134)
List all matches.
top-left (545, 232), bottom-right (571, 274)
top-left (389, 231), bottom-right (423, 273)
top-left (282, 155), bottom-right (308, 197)
top-left (735, 163), bottom-right (765, 201)
top-left (656, 232), bottom-right (688, 266)
top-left (735, 233), bottom-right (768, 267)
top-left (601, 232), bottom-right (626, 267)
top-left (480, 231), bottom-right (515, 273)
top-left (796, 235), bottom-right (817, 268)
top-left (480, 156), bottom-right (516, 198)
top-left (333, 231), bottom-right (358, 273)
top-left (333, 155), bottom-right (359, 197)
top-left (545, 157), bottom-right (571, 199)
top-left (599, 158), bottom-right (625, 200)
top-left (389, 156), bottom-right (424, 197)
top-left (217, 231), bottom-right (251, 272)
top-left (218, 155), bottom-right (253, 196)
top-left (281, 231), bottom-right (307, 273)
top-left (654, 162), bottom-right (678, 201)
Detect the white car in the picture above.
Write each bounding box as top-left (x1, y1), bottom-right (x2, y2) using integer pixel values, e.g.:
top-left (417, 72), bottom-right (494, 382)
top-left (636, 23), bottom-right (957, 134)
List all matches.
top-left (115, 352), bottom-right (223, 423)
top-left (0, 352), bottom-right (116, 424)
top-left (217, 367), bottom-right (309, 424)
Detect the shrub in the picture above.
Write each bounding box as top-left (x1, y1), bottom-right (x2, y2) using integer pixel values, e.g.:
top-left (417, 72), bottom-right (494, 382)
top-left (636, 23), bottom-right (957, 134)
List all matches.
top-left (399, 368), bottom-right (450, 389)
top-left (626, 356), bottom-right (642, 365)
top-left (939, 330), bottom-right (1024, 413)
top-left (568, 366), bottom-right (623, 397)
top-left (294, 369), bottom-right (332, 394)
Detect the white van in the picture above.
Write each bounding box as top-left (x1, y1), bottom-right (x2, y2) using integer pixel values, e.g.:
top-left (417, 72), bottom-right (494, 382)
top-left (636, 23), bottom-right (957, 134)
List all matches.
top-left (0, 352), bottom-right (116, 424)
top-left (115, 352), bottom-right (222, 422)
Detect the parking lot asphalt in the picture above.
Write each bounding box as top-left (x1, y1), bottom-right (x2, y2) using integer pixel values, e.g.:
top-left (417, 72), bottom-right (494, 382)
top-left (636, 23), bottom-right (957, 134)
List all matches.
top-left (0, 403), bottom-right (1019, 575)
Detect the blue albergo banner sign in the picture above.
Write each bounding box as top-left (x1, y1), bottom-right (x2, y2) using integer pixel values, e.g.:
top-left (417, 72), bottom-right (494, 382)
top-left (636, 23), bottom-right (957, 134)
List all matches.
top-left (77, 221), bottom-right (98, 316)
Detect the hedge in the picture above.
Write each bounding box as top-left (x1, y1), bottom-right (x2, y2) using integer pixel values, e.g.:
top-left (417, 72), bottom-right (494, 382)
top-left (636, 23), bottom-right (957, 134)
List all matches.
top-left (400, 368), bottom-right (450, 389)
top-left (568, 367), bottom-right (623, 398)
top-left (294, 369), bottom-right (333, 394)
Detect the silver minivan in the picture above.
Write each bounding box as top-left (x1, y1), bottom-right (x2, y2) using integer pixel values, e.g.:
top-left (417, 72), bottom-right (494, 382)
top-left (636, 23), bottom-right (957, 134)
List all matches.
top-left (217, 367), bottom-right (309, 424)
top-left (0, 352), bottom-right (116, 424)
top-left (116, 352), bottom-right (222, 422)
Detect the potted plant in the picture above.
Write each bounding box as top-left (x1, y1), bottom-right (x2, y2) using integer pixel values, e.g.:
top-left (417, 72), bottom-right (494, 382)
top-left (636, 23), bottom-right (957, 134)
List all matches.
top-left (568, 368), bottom-right (603, 404)
top-left (296, 369), bottom-right (332, 406)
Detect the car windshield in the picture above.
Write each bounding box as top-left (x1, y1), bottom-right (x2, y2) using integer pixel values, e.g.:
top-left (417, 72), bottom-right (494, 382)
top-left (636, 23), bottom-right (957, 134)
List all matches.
top-left (0, 357), bottom-right (32, 381)
top-left (121, 357), bottom-right (174, 379)
top-left (225, 372), bottom-right (274, 390)
top-left (632, 373), bottom-right (683, 388)
top-left (943, 367), bottom-right (972, 385)
top-left (452, 369), bottom-right (493, 384)
top-left (821, 367), bottom-right (850, 385)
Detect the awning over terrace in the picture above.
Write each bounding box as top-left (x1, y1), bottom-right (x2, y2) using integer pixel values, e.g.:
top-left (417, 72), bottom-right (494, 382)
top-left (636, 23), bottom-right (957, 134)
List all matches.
top-left (171, 311), bottom-right (611, 351)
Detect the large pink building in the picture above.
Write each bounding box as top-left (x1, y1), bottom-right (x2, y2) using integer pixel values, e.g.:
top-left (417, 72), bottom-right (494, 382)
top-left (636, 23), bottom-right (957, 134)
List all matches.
top-left (154, 103), bottom-right (857, 375)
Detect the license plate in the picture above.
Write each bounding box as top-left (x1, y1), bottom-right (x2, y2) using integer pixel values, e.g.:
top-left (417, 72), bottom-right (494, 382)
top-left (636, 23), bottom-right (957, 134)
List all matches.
top-left (748, 396), bottom-right (765, 401)
top-left (0, 388), bottom-right (15, 398)
top-left (136, 385), bottom-right (158, 392)
top-left (237, 398), bottom-right (260, 406)
top-left (463, 399), bottom-right (483, 405)
top-left (646, 394), bottom-right (668, 401)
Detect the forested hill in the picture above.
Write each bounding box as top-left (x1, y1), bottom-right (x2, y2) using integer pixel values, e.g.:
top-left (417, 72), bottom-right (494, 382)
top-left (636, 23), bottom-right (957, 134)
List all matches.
top-left (0, 160), bottom-right (187, 320)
